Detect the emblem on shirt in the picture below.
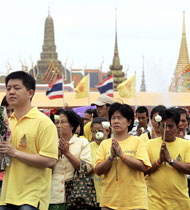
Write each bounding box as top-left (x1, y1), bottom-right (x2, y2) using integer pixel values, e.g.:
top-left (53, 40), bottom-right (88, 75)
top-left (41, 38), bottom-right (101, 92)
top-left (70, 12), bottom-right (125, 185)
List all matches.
top-left (176, 154), bottom-right (182, 161)
top-left (19, 135), bottom-right (27, 148)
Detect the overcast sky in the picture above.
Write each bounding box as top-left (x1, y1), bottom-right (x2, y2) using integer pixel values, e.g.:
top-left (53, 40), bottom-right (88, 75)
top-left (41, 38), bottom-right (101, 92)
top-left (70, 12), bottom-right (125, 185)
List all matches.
top-left (0, 0), bottom-right (190, 92)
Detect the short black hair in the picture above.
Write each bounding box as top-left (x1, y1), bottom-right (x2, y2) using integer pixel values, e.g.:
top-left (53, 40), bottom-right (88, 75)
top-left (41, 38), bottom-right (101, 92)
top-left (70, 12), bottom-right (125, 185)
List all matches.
top-left (150, 105), bottom-right (166, 119)
top-left (5, 71), bottom-right (36, 92)
top-left (159, 108), bottom-right (180, 126)
top-left (174, 107), bottom-right (189, 122)
top-left (109, 102), bottom-right (134, 132)
top-left (85, 108), bottom-right (98, 118)
top-left (56, 109), bottom-right (81, 134)
top-left (136, 106), bottom-right (149, 117)
top-left (1, 96), bottom-right (9, 107)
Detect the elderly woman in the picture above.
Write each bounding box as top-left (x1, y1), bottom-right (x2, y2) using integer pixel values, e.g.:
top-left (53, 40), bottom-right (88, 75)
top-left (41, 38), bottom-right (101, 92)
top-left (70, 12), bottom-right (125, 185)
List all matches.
top-left (95, 103), bottom-right (151, 210)
top-left (49, 109), bottom-right (92, 210)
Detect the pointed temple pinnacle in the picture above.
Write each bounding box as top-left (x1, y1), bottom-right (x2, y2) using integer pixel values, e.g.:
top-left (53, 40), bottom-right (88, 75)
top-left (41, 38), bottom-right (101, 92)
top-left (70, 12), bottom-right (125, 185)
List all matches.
top-left (169, 11), bottom-right (189, 92)
top-left (108, 8), bottom-right (125, 90)
top-left (48, 6), bottom-right (50, 16)
top-left (140, 55), bottom-right (146, 92)
top-left (176, 11), bottom-right (189, 73)
top-left (183, 11), bottom-right (185, 35)
top-left (114, 8), bottom-right (118, 56)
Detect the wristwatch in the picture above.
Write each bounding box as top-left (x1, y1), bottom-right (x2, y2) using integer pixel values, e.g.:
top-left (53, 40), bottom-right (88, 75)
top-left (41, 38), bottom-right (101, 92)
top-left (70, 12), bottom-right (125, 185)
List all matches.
top-left (169, 159), bottom-right (174, 165)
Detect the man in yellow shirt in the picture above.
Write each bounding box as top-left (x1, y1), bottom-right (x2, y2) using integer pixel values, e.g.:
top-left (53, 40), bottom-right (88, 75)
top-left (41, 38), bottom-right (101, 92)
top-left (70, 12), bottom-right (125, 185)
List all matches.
top-left (0, 71), bottom-right (58, 210)
top-left (146, 108), bottom-right (190, 210)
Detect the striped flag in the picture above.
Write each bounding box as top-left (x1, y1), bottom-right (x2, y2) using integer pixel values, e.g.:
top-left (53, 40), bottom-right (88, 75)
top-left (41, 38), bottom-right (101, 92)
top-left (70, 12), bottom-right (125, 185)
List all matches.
top-left (96, 75), bottom-right (114, 97)
top-left (46, 76), bottom-right (63, 99)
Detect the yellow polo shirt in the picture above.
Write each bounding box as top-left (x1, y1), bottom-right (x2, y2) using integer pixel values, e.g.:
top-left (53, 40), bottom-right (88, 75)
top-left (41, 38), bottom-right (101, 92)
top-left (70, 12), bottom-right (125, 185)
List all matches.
top-left (95, 136), bottom-right (151, 210)
top-left (0, 107), bottom-right (58, 210)
top-left (146, 137), bottom-right (190, 210)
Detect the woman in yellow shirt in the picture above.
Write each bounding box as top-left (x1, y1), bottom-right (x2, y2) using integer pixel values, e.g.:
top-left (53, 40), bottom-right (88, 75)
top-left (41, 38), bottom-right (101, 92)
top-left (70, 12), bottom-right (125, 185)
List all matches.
top-left (95, 102), bottom-right (151, 210)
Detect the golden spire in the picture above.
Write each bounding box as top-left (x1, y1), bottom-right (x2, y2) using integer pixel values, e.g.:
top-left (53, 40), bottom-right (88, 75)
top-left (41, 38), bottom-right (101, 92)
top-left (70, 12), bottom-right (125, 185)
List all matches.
top-left (108, 8), bottom-right (124, 90)
top-left (175, 11), bottom-right (189, 75)
top-left (111, 8), bottom-right (120, 68)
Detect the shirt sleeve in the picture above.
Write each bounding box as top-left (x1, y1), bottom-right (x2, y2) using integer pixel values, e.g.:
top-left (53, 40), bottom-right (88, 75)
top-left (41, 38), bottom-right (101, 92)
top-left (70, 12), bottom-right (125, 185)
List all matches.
top-left (38, 121), bottom-right (58, 160)
top-left (95, 141), bottom-right (106, 167)
top-left (184, 141), bottom-right (190, 163)
top-left (135, 138), bottom-right (152, 167)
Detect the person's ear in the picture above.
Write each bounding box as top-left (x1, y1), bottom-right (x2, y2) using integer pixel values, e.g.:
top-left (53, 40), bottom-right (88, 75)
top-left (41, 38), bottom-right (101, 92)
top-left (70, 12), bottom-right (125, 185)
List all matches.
top-left (127, 120), bottom-right (132, 127)
top-left (28, 89), bottom-right (34, 100)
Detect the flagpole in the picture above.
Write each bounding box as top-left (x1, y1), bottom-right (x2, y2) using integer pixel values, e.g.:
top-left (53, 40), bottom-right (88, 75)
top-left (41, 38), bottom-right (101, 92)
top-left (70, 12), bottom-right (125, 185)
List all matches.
top-left (62, 72), bottom-right (65, 108)
top-left (88, 73), bottom-right (90, 105)
top-left (135, 71), bottom-right (137, 110)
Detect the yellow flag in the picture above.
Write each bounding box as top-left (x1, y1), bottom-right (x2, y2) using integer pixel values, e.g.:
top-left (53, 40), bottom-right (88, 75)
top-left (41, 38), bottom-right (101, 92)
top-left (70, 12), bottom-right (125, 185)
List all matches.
top-left (75, 75), bottom-right (89, 98)
top-left (117, 75), bottom-right (135, 98)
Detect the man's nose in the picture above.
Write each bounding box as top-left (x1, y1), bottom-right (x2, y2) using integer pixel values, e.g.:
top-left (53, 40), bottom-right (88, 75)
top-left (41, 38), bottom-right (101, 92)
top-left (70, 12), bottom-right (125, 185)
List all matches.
top-left (8, 88), bottom-right (15, 94)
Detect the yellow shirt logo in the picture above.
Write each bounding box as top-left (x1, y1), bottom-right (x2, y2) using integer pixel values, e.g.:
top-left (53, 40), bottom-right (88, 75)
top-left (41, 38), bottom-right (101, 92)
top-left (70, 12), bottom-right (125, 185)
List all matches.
top-left (19, 135), bottom-right (27, 148)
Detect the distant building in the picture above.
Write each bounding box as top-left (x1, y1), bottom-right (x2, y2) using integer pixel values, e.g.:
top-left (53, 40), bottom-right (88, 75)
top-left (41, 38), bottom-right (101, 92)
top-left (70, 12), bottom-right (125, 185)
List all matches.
top-left (0, 12), bottom-right (118, 92)
top-left (34, 12), bottom-right (70, 84)
top-left (71, 69), bottom-right (103, 91)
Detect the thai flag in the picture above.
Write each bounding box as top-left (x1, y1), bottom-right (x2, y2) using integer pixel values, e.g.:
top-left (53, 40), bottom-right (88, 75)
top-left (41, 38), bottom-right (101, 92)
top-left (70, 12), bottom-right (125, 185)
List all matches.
top-left (46, 76), bottom-right (63, 99)
top-left (96, 75), bottom-right (114, 97)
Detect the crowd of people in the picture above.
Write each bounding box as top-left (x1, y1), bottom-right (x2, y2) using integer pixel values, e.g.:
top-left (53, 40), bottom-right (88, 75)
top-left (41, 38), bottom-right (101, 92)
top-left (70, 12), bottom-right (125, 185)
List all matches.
top-left (0, 71), bottom-right (190, 210)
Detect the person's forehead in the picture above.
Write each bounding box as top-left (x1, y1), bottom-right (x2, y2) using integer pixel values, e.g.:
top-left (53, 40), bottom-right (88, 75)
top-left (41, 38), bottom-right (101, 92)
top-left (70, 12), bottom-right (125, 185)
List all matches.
top-left (91, 123), bottom-right (103, 129)
top-left (112, 111), bottom-right (122, 116)
top-left (137, 112), bottom-right (147, 117)
top-left (180, 113), bottom-right (187, 119)
top-left (7, 79), bottom-right (23, 85)
top-left (163, 118), bottom-right (176, 124)
top-left (59, 113), bottom-right (67, 119)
